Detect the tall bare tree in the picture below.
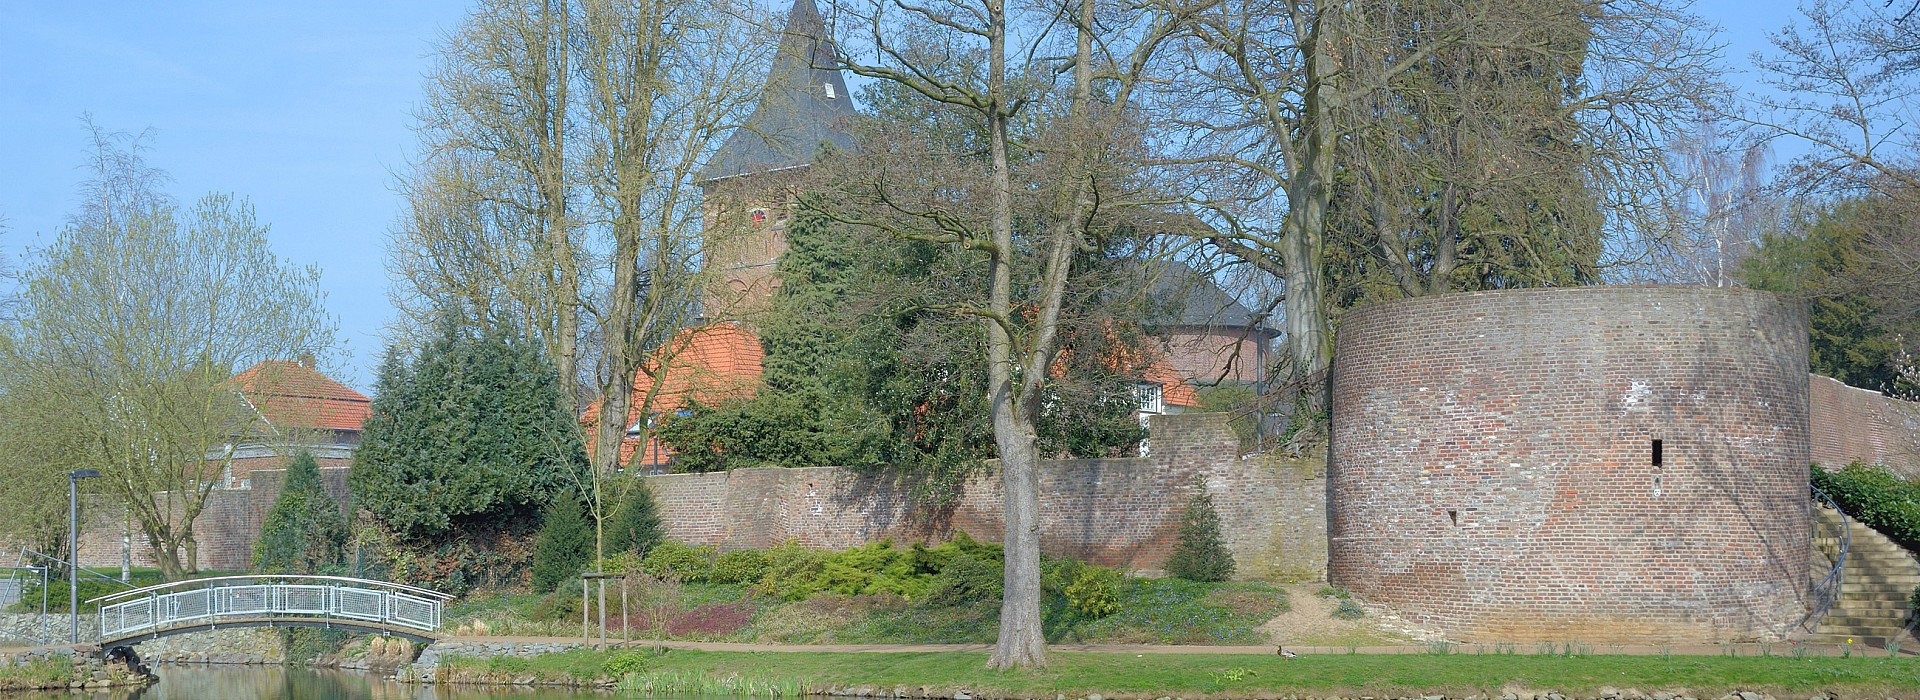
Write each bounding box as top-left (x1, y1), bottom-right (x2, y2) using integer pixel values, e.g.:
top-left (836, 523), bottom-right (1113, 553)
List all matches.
top-left (1, 126), bottom-right (336, 578)
top-left (393, 0), bottom-right (771, 564)
top-left (1160, 0), bottom-right (1720, 435)
top-left (815, 0), bottom-right (1189, 669)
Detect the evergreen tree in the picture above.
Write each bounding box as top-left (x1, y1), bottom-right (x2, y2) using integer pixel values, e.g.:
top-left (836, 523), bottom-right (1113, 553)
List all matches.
top-left (530, 494), bottom-right (593, 593)
top-left (254, 452), bottom-right (349, 575)
top-left (1165, 491), bottom-right (1235, 582)
top-left (351, 320), bottom-right (587, 540)
top-left (605, 478), bottom-right (665, 558)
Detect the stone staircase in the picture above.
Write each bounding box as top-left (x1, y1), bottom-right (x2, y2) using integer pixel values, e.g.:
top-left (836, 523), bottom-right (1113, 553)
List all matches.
top-left (1810, 505), bottom-right (1920, 647)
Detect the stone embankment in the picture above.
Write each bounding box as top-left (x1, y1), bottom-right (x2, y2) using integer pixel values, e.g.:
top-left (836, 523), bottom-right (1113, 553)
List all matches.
top-left (0, 646), bottom-right (151, 691)
top-left (131, 627), bottom-right (285, 665)
top-left (395, 639), bottom-right (587, 685)
top-left (318, 635), bottom-right (420, 672)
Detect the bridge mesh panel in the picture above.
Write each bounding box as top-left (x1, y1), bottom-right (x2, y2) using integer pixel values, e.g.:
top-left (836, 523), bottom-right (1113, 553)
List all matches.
top-left (101, 598), bottom-right (154, 637)
top-left (165, 589), bottom-right (213, 622)
top-left (389, 593), bottom-right (439, 630)
top-left (220, 586), bottom-right (271, 615)
top-left (279, 585), bottom-right (329, 615)
top-left (332, 588), bottom-right (385, 622)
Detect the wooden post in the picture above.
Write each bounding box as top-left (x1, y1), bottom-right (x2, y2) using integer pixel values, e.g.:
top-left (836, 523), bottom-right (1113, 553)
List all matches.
top-left (621, 575), bottom-right (629, 647)
top-left (581, 576), bottom-right (589, 646)
top-left (597, 578), bottom-right (607, 650)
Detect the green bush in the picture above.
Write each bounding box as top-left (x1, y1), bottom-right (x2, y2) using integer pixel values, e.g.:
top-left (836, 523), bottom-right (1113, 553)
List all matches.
top-left (927, 553), bottom-right (1002, 605)
top-left (818, 541), bottom-right (926, 598)
top-left (531, 496), bottom-right (594, 593)
top-left (1064, 565), bottom-right (1122, 618)
top-left (642, 541), bottom-right (716, 582)
top-left (710, 549), bottom-right (771, 584)
top-left (1166, 490), bottom-right (1236, 582)
top-left (758, 542), bottom-right (830, 600)
top-left (1812, 462), bottom-right (1920, 550)
top-left (602, 651), bottom-right (650, 677)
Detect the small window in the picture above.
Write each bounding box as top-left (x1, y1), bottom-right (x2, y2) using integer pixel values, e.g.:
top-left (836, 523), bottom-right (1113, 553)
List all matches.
top-left (824, 82), bottom-right (836, 99)
top-left (1651, 439), bottom-right (1664, 467)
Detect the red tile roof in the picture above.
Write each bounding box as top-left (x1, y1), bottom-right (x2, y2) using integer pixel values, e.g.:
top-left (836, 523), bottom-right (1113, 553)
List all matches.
top-left (581, 323), bottom-right (766, 467)
top-left (229, 360), bottom-right (372, 432)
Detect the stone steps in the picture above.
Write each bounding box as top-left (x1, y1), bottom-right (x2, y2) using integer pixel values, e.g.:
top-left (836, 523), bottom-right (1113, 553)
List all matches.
top-left (1813, 508), bottom-right (1919, 647)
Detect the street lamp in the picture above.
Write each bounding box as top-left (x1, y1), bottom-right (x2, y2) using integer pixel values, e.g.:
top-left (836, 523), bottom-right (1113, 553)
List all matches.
top-left (68, 468), bottom-right (101, 644)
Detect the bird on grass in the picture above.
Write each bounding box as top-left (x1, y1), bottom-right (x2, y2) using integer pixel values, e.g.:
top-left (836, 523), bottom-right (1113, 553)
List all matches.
top-left (1276, 646), bottom-right (1297, 659)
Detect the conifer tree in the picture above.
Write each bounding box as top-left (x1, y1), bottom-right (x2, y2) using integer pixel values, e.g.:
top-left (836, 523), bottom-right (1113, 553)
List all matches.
top-left (531, 494), bottom-right (593, 593)
top-left (605, 478), bottom-right (665, 558)
top-left (254, 452), bottom-right (349, 575)
top-left (351, 320), bottom-right (587, 540)
top-left (1165, 491), bottom-right (1235, 582)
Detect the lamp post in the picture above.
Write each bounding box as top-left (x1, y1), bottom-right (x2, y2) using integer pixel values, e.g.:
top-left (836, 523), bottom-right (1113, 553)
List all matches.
top-left (68, 468), bottom-right (101, 644)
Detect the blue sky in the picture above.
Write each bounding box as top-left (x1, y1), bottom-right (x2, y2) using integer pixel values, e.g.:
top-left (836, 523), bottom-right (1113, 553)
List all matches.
top-left (0, 0), bottom-right (1805, 391)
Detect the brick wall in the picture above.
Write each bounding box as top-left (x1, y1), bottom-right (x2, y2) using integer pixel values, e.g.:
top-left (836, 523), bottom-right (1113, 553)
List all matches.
top-left (1329, 286), bottom-right (1812, 644)
top-left (647, 413), bottom-right (1328, 577)
top-left (75, 467), bottom-right (351, 573)
top-left (1808, 374), bottom-right (1920, 479)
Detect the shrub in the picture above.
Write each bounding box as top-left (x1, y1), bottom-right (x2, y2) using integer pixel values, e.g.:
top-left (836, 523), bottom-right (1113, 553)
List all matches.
top-left (667, 602), bottom-right (756, 638)
top-left (1333, 599), bottom-right (1365, 620)
top-left (531, 495), bottom-right (594, 593)
top-left (1812, 462), bottom-right (1920, 550)
top-left (1166, 490), bottom-right (1236, 582)
top-left (928, 553), bottom-right (1002, 605)
top-left (818, 541), bottom-right (927, 598)
top-left (758, 542), bottom-right (830, 600)
top-left (1064, 565), bottom-right (1123, 618)
top-left (602, 651), bottom-right (650, 678)
top-left (641, 541), bottom-right (716, 582)
top-left (711, 549), bottom-right (771, 585)
top-left (253, 452), bottom-right (348, 575)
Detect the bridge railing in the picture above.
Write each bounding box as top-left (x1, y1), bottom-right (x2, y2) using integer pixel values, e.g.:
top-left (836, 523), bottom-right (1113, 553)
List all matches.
top-left (89, 575), bottom-right (451, 640)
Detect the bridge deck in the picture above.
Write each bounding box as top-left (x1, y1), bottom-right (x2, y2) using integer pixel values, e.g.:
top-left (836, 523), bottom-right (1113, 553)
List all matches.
top-left (100, 616), bottom-right (441, 648)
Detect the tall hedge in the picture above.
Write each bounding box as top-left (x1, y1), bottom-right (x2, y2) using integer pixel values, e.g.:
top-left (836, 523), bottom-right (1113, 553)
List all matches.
top-left (350, 321), bottom-right (587, 540)
top-left (254, 452), bottom-right (348, 574)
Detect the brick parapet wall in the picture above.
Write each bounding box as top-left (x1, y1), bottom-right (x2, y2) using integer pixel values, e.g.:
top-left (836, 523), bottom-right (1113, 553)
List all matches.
top-left (1808, 374), bottom-right (1920, 479)
top-left (1329, 286), bottom-right (1812, 644)
top-left (73, 467), bottom-right (350, 573)
top-left (645, 413), bottom-right (1327, 577)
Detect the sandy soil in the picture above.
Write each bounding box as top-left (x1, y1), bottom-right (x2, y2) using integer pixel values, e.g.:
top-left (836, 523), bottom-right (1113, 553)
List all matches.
top-left (1258, 584), bottom-right (1414, 647)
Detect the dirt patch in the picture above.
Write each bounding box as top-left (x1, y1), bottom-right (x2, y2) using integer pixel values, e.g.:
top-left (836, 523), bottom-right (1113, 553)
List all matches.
top-left (1258, 584), bottom-right (1412, 647)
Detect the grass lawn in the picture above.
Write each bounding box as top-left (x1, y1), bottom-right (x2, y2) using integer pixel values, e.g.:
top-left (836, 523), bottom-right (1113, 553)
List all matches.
top-left (439, 649), bottom-right (1920, 697)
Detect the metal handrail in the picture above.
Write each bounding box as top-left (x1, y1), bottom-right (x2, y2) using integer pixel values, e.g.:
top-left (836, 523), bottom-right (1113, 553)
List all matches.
top-left (86, 574), bottom-right (452, 605)
top-left (1806, 484), bottom-right (1850, 632)
top-left (94, 577), bottom-right (446, 639)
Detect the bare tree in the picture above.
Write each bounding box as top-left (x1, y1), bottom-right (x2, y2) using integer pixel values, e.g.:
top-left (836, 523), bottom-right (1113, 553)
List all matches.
top-left (1, 125), bottom-right (336, 578)
top-left (815, 0), bottom-right (1189, 669)
top-left (1748, 0), bottom-right (1920, 197)
top-left (395, 0), bottom-right (771, 565)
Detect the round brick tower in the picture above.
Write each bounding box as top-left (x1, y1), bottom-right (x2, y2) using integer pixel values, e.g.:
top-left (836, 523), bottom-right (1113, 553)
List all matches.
top-left (1328, 286), bottom-right (1812, 643)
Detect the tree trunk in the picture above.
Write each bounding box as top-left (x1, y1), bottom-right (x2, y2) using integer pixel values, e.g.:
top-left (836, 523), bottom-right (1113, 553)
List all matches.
top-left (1280, 9), bottom-right (1337, 440)
top-left (991, 413), bottom-right (1047, 668)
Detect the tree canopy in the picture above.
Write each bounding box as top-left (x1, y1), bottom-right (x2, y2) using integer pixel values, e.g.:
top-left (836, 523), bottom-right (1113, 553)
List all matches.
top-left (254, 452), bottom-right (349, 575)
top-left (351, 321), bottom-right (587, 540)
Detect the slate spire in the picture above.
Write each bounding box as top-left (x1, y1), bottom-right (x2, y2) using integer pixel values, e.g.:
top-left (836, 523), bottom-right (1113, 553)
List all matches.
top-left (698, 0), bottom-right (857, 182)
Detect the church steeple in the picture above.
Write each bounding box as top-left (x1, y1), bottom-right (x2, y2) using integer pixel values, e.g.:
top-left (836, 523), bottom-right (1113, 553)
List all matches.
top-left (699, 0), bottom-right (857, 183)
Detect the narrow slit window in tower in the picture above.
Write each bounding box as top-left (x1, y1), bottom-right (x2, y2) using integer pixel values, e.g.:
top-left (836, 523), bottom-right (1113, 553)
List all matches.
top-left (1651, 439), bottom-right (1664, 467)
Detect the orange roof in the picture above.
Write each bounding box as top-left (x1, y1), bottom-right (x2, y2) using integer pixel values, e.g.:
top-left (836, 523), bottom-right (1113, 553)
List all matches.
top-left (581, 323), bottom-right (766, 467)
top-left (1145, 353), bottom-right (1201, 408)
top-left (229, 360), bottom-right (372, 432)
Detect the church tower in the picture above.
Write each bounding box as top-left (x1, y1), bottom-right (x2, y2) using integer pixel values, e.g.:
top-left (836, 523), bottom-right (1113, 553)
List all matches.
top-left (698, 0), bottom-right (856, 322)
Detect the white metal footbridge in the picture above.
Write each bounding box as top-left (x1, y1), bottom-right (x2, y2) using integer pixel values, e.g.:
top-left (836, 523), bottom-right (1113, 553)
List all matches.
top-left (88, 575), bottom-right (451, 647)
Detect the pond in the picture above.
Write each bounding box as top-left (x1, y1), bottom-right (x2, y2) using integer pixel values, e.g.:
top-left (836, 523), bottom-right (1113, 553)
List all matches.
top-left (2, 665), bottom-right (611, 700)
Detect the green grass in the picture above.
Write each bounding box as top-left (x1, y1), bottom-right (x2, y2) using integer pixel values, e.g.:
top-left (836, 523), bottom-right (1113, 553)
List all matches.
top-left (441, 649), bottom-right (1920, 696)
top-left (0, 658), bottom-right (72, 690)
